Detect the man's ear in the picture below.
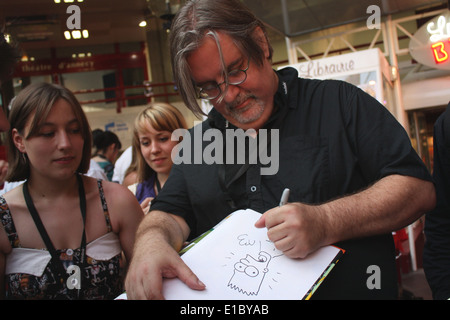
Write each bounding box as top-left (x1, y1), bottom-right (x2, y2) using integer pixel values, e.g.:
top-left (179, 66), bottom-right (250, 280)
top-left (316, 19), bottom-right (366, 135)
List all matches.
top-left (12, 128), bottom-right (26, 153)
top-left (252, 26), bottom-right (270, 59)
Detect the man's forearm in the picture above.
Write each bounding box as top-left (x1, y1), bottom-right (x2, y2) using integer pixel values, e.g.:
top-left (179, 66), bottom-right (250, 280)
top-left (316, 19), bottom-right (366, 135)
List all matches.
top-left (321, 174), bottom-right (435, 245)
top-left (134, 210), bottom-right (190, 256)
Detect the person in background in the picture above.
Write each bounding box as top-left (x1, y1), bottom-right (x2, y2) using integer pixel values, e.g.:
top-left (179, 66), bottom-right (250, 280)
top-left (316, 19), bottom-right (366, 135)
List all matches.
top-left (92, 129), bottom-right (121, 181)
top-left (86, 158), bottom-right (108, 181)
top-left (424, 102), bottom-right (450, 300)
top-left (112, 146), bottom-right (132, 184)
top-left (0, 30), bottom-right (20, 187)
top-left (122, 146), bottom-right (138, 188)
top-left (125, 103), bottom-right (188, 214)
top-left (0, 82), bottom-right (143, 299)
top-left (125, 0), bottom-right (435, 300)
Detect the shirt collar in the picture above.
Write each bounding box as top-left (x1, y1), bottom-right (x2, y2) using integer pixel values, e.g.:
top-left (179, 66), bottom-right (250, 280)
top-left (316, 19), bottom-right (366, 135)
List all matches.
top-left (275, 66), bottom-right (299, 110)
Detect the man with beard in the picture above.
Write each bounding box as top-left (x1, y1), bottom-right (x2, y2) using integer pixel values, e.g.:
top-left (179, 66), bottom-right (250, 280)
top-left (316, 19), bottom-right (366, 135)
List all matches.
top-left (125, 0), bottom-right (435, 300)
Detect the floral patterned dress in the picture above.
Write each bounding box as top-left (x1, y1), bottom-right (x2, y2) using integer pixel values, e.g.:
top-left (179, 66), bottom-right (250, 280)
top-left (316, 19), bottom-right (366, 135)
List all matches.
top-left (1, 180), bottom-right (123, 300)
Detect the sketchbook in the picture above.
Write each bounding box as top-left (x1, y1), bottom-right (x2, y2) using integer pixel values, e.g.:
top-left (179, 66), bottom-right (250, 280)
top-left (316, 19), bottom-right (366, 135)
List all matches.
top-left (162, 209), bottom-right (344, 300)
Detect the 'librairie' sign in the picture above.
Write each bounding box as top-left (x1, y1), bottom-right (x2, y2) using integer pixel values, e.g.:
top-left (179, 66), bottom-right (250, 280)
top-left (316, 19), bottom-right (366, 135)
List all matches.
top-left (285, 48), bottom-right (384, 80)
top-left (409, 10), bottom-right (450, 70)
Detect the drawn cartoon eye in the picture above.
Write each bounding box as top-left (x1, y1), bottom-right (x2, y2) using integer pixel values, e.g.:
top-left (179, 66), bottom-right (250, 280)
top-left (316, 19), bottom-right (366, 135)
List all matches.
top-left (244, 266), bottom-right (259, 277)
top-left (234, 262), bottom-right (247, 272)
top-left (258, 251), bottom-right (271, 262)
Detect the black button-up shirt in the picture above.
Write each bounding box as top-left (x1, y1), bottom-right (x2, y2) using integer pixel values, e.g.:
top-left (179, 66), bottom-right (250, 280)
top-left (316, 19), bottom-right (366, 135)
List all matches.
top-left (424, 102), bottom-right (450, 300)
top-left (151, 67), bottom-right (431, 299)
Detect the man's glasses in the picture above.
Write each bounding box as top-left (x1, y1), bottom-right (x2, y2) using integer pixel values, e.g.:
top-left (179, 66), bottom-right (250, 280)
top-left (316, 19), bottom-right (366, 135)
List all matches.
top-left (197, 58), bottom-right (250, 100)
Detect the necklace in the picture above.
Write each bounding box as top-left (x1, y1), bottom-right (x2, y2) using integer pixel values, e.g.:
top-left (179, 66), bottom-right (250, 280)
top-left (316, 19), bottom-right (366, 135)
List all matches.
top-left (23, 174), bottom-right (87, 296)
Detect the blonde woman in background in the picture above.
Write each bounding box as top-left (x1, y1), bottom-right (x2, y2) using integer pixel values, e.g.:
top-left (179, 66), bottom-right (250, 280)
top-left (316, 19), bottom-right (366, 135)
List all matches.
top-left (125, 103), bottom-right (188, 213)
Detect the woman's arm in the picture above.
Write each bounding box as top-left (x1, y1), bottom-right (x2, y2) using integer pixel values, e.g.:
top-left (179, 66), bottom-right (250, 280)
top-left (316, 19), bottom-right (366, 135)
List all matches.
top-left (103, 181), bottom-right (144, 263)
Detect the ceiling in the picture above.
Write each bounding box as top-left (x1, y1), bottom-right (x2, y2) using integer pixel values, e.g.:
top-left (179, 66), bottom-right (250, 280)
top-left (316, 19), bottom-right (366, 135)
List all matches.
top-left (243, 0), bottom-right (448, 37)
top-left (0, 0), bottom-right (448, 53)
top-left (0, 0), bottom-right (168, 50)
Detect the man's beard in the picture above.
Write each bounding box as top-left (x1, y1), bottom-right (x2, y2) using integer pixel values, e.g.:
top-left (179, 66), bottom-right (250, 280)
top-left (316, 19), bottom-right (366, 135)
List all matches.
top-left (225, 94), bottom-right (265, 125)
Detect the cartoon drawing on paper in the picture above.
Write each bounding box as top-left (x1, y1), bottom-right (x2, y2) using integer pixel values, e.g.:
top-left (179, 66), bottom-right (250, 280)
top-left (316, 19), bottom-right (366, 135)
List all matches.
top-left (227, 251), bottom-right (272, 296)
top-left (226, 234), bottom-right (283, 296)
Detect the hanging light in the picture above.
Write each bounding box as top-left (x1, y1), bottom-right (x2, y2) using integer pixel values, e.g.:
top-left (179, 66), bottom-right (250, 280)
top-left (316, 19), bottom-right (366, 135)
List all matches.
top-left (64, 29), bottom-right (89, 40)
top-left (71, 30), bottom-right (82, 39)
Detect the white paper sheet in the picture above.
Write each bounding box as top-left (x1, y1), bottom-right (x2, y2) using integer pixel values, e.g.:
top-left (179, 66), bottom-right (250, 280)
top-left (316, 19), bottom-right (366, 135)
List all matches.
top-left (162, 209), bottom-right (343, 300)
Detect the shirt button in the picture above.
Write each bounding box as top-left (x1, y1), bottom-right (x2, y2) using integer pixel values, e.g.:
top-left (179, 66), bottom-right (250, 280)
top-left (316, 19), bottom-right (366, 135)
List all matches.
top-left (66, 249), bottom-right (74, 256)
top-left (250, 186), bottom-right (257, 192)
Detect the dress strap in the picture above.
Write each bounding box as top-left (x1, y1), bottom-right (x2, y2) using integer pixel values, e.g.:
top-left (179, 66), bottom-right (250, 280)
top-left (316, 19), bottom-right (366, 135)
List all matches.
top-left (0, 196), bottom-right (21, 248)
top-left (96, 179), bottom-right (112, 232)
top-left (23, 174), bottom-right (87, 290)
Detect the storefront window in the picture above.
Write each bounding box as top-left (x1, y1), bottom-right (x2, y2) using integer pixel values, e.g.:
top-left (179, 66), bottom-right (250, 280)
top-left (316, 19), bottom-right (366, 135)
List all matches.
top-left (409, 106), bottom-right (446, 173)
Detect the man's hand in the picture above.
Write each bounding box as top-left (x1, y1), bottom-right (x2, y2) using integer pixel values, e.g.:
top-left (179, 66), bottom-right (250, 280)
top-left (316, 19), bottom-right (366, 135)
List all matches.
top-left (125, 240), bottom-right (205, 299)
top-left (254, 203), bottom-right (329, 259)
top-left (255, 175), bottom-right (436, 260)
top-left (124, 211), bottom-right (205, 299)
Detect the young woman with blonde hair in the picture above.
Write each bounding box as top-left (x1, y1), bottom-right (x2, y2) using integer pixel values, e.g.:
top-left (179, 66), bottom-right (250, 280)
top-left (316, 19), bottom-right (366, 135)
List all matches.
top-left (125, 103), bottom-right (188, 213)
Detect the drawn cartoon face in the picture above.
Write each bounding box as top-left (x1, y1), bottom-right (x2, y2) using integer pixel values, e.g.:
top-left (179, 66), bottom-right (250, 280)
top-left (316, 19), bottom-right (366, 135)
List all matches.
top-left (228, 251), bottom-right (272, 296)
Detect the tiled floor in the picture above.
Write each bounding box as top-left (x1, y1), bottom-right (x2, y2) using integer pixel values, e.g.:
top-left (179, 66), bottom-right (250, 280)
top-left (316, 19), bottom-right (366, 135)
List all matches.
top-left (399, 268), bottom-right (433, 300)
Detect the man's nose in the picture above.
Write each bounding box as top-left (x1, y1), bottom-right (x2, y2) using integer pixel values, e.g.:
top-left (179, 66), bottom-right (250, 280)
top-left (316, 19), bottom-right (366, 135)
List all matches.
top-left (220, 82), bottom-right (240, 104)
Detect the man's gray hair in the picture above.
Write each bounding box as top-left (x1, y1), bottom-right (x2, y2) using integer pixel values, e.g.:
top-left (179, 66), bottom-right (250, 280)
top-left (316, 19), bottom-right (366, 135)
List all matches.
top-left (169, 0), bottom-right (273, 118)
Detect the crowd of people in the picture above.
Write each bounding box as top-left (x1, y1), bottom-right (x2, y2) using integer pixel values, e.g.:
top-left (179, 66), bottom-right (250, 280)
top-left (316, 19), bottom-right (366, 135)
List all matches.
top-left (0, 0), bottom-right (448, 300)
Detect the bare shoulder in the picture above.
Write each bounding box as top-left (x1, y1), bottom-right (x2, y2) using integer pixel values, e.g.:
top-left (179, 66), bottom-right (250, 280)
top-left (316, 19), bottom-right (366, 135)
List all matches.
top-left (82, 175), bottom-right (140, 213)
top-left (93, 178), bottom-right (143, 228)
top-left (0, 198), bottom-right (11, 255)
top-left (2, 183), bottom-right (25, 203)
top-left (81, 176), bottom-right (132, 199)
top-left (99, 179), bottom-right (137, 203)
top-left (0, 188), bottom-right (22, 255)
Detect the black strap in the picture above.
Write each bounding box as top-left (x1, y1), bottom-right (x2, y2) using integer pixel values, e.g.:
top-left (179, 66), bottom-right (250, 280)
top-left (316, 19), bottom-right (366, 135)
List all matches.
top-left (23, 174), bottom-right (87, 285)
top-left (155, 175), bottom-right (162, 193)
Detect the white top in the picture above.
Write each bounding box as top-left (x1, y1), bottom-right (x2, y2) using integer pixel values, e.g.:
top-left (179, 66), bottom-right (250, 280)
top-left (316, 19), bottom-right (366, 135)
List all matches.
top-left (111, 146), bottom-right (132, 184)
